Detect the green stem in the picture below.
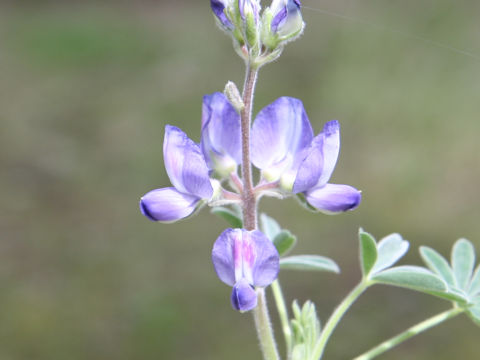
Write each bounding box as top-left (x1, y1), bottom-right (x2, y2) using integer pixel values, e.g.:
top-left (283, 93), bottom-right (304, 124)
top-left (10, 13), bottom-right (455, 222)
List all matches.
top-left (353, 307), bottom-right (464, 360)
top-left (253, 288), bottom-right (281, 360)
top-left (312, 281), bottom-right (369, 360)
top-left (271, 280), bottom-right (293, 358)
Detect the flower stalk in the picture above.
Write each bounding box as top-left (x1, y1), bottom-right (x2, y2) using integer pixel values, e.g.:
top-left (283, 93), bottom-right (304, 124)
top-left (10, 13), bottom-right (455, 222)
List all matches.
top-left (312, 281), bottom-right (370, 359)
top-left (271, 280), bottom-right (293, 357)
top-left (353, 307), bottom-right (465, 360)
top-left (239, 64), bottom-right (280, 360)
top-left (254, 288), bottom-right (281, 360)
top-left (240, 65), bottom-right (259, 231)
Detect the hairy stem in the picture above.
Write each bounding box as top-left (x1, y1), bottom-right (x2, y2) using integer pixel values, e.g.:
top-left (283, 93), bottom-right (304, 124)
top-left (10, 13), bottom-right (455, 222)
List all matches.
top-left (240, 65), bottom-right (258, 231)
top-left (312, 282), bottom-right (369, 360)
top-left (239, 65), bottom-right (279, 360)
top-left (271, 280), bottom-right (293, 358)
top-left (353, 307), bottom-right (464, 360)
top-left (254, 288), bottom-right (281, 360)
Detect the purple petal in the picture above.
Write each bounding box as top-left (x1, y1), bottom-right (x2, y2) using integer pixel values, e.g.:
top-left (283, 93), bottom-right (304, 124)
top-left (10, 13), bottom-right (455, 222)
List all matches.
top-left (212, 228), bottom-right (238, 286)
top-left (239, 0), bottom-right (260, 22)
top-left (292, 120), bottom-right (340, 193)
top-left (211, 229), bottom-right (279, 288)
top-left (201, 93), bottom-right (242, 170)
top-left (231, 278), bottom-right (258, 311)
top-left (211, 0), bottom-right (234, 29)
top-left (271, 0), bottom-right (302, 34)
top-left (163, 125), bottom-right (213, 199)
top-left (139, 187), bottom-right (200, 222)
top-left (305, 183), bottom-right (361, 214)
top-left (251, 97), bottom-right (313, 175)
top-left (316, 120), bottom-right (340, 187)
top-left (292, 134), bottom-right (324, 193)
top-left (249, 230), bottom-right (280, 287)
top-left (271, 6), bottom-right (287, 33)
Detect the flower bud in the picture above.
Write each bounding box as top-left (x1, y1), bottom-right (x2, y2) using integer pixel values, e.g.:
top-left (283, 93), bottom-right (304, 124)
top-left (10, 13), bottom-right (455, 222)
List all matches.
top-left (262, 0), bottom-right (304, 50)
top-left (210, 0), bottom-right (234, 30)
top-left (238, 0), bottom-right (261, 47)
top-left (224, 81), bottom-right (244, 111)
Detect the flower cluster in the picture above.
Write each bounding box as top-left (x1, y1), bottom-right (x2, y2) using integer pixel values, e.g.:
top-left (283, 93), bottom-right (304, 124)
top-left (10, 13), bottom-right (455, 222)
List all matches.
top-left (210, 0), bottom-right (305, 65)
top-left (139, 93), bottom-right (361, 310)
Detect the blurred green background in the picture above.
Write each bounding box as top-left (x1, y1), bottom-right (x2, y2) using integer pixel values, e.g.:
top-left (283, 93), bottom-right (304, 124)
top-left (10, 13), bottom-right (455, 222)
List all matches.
top-left (1, 0), bottom-right (479, 359)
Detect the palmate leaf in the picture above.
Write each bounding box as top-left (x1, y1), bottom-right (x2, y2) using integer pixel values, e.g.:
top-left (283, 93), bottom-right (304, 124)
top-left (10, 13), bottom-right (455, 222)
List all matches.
top-left (469, 265), bottom-right (480, 296)
top-left (280, 255), bottom-right (340, 273)
top-left (452, 239), bottom-right (476, 290)
top-left (371, 266), bottom-right (447, 294)
top-left (420, 246), bottom-right (456, 287)
top-left (371, 233), bottom-right (409, 274)
top-left (359, 229), bottom-right (377, 277)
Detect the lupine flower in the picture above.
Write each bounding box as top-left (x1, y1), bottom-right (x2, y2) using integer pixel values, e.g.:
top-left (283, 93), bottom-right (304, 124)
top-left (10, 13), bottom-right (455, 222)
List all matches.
top-left (210, 0), bottom-right (234, 30)
top-left (269, 0), bottom-right (304, 38)
top-left (139, 125), bottom-right (214, 222)
top-left (201, 92), bottom-right (242, 178)
top-left (251, 97), bottom-right (361, 214)
top-left (212, 228), bottom-right (279, 311)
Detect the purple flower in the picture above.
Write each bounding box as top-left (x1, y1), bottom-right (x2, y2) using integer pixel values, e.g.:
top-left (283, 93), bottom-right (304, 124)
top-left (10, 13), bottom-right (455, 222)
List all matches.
top-left (140, 125), bottom-right (214, 222)
top-left (251, 97), bottom-right (361, 214)
top-left (201, 92), bottom-right (242, 177)
top-left (270, 0), bottom-right (303, 38)
top-left (210, 0), bottom-right (234, 30)
top-left (212, 228), bottom-right (279, 311)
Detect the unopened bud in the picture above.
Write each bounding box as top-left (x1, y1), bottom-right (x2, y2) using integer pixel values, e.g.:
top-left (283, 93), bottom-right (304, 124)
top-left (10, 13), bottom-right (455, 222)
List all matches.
top-left (224, 81), bottom-right (244, 111)
top-left (211, 0), bottom-right (234, 30)
top-left (262, 0), bottom-right (304, 50)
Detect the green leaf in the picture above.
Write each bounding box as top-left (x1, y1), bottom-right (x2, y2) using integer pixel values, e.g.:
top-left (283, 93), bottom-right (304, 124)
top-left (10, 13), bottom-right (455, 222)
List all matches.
top-left (211, 207), bottom-right (243, 228)
top-left (452, 239), bottom-right (476, 290)
top-left (260, 213), bottom-right (282, 240)
top-left (372, 266), bottom-right (447, 293)
top-left (469, 265), bottom-right (480, 296)
top-left (359, 229), bottom-right (378, 277)
top-left (371, 233), bottom-right (409, 274)
top-left (280, 255), bottom-right (340, 273)
top-left (420, 246), bottom-right (456, 286)
top-left (273, 230), bottom-right (297, 256)
top-left (425, 289), bottom-right (469, 304)
top-left (292, 344), bottom-right (307, 360)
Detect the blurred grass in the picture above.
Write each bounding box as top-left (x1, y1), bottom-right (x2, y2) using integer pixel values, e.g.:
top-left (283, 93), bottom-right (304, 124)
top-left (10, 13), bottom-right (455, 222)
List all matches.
top-left (0, 1), bottom-right (479, 359)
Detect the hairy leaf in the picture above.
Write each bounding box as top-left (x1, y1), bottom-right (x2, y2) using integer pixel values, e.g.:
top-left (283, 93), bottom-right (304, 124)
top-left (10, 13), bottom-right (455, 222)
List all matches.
top-left (469, 265), bottom-right (480, 296)
top-left (420, 246), bottom-right (456, 286)
top-left (452, 239), bottom-right (475, 289)
top-left (359, 229), bottom-right (378, 277)
top-left (280, 255), bottom-right (340, 273)
top-left (372, 266), bottom-right (446, 293)
top-left (371, 234), bottom-right (409, 274)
